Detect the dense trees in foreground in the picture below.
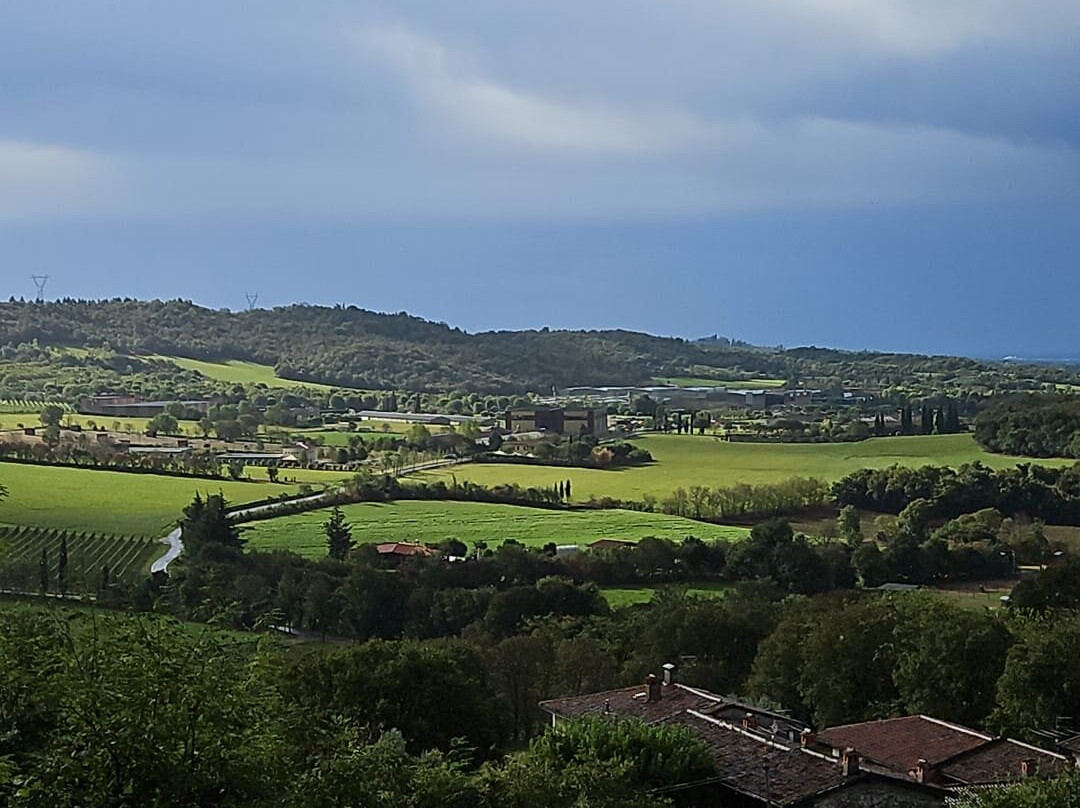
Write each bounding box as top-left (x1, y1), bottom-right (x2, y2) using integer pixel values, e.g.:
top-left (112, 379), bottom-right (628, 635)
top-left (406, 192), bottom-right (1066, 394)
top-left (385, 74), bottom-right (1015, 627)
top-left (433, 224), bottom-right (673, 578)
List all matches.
top-left (0, 610), bottom-right (715, 807)
top-left (5, 579), bottom-right (1080, 805)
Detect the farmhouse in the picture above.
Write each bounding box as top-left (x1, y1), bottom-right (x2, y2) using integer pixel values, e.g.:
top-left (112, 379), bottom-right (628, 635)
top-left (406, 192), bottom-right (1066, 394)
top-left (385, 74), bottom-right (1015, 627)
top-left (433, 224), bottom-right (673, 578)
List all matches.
top-left (540, 672), bottom-right (1067, 806)
top-left (350, 410), bottom-right (492, 426)
top-left (505, 407), bottom-right (608, 437)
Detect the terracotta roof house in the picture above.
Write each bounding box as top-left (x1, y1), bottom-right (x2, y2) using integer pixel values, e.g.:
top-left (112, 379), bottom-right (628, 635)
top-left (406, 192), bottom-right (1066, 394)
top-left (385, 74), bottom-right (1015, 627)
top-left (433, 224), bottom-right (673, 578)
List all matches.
top-left (816, 715), bottom-right (1069, 788)
top-left (539, 670), bottom-right (1067, 806)
top-left (375, 542), bottom-right (434, 558)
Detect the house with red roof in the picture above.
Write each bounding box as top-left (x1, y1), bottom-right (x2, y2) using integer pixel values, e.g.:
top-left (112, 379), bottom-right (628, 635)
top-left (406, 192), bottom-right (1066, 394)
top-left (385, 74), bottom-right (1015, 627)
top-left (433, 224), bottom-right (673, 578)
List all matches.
top-left (539, 668), bottom-right (1068, 806)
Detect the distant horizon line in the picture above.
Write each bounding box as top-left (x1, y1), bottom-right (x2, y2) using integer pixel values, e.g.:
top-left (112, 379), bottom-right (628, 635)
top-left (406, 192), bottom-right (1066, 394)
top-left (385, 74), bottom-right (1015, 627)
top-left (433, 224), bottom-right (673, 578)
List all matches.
top-left (7, 296), bottom-right (1074, 366)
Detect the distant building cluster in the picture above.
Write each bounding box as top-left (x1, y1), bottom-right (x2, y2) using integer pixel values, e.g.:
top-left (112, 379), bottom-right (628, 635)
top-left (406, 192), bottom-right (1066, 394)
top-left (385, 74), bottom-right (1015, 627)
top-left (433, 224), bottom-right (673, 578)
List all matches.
top-left (503, 407), bottom-right (608, 437)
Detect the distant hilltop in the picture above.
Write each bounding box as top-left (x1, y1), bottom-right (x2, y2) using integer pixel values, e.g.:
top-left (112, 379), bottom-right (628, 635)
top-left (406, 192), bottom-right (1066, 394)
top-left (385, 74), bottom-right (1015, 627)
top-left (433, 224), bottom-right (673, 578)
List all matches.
top-left (2, 298), bottom-right (1079, 395)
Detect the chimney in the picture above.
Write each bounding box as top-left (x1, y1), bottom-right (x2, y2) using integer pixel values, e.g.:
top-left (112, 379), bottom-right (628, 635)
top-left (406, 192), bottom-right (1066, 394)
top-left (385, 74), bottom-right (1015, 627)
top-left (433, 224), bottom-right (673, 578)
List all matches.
top-left (914, 759), bottom-right (929, 784)
top-left (662, 662), bottom-right (676, 686)
top-left (645, 674), bottom-right (661, 703)
top-left (1021, 759), bottom-right (1037, 778)
top-left (841, 747), bottom-right (860, 778)
top-left (741, 712), bottom-right (758, 731)
top-left (800, 729), bottom-right (816, 748)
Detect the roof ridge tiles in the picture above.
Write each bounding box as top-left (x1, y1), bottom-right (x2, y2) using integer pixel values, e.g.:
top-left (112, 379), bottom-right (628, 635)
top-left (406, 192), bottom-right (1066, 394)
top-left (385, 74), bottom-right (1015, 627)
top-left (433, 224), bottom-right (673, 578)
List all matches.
top-left (916, 715), bottom-right (995, 742)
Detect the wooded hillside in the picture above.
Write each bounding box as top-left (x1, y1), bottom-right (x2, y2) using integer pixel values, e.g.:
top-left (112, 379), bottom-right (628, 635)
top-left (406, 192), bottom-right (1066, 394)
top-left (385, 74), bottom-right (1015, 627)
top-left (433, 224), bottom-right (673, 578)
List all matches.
top-left (2, 298), bottom-right (1077, 395)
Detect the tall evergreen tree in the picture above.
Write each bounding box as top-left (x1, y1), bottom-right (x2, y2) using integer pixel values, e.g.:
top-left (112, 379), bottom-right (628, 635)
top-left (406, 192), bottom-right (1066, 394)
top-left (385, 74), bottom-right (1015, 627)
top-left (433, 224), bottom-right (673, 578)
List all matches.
top-left (900, 403), bottom-right (913, 436)
top-left (565, 479), bottom-right (572, 499)
top-left (181, 492), bottom-right (243, 552)
top-left (324, 506), bottom-right (354, 561)
top-left (946, 401), bottom-right (962, 433)
top-left (58, 534), bottom-right (68, 596)
top-left (921, 403), bottom-right (934, 435)
top-left (39, 548), bottom-right (48, 595)
top-left (99, 564), bottom-right (111, 601)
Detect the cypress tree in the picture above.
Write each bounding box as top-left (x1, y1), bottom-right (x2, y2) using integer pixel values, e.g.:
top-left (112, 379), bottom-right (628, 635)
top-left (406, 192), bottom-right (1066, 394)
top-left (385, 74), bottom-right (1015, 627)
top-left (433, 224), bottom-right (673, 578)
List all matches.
top-left (324, 506), bottom-right (354, 561)
top-left (900, 404), bottom-right (913, 436)
top-left (99, 563), bottom-right (110, 600)
top-left (947, 402), bottom-right (962, 433)
top-left (565, 479), bottom-right (572, 499)
top-left (58, 534), bottom-right (68, 596)
top-left (921, 403), bottom-right (934, 435)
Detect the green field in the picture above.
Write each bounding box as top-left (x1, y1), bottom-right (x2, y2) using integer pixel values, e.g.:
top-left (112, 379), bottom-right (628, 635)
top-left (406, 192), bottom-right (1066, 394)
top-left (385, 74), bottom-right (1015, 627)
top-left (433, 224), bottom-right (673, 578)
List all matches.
top-left (0, 525), bottom-right (158, 590)
top-left (151, 355), bottom-right (343, 392)
top-left (413, 434), bottom-right (1072, 502)
top-left (243, 500), bottom-right (750, 558)
top-left (0, 463), bottom-right (305, 536)
top-left (0, 412), bottom-right (158, 432)
top-left (600, 582), bottom-right (731, 607)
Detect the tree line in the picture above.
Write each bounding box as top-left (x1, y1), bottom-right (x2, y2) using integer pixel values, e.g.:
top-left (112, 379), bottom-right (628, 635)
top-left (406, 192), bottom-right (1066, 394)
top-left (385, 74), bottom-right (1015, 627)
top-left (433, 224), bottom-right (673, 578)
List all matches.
top-left (975, 393), bottom-right (1080, 457)
top-left (832, 460), bottom-right (1080, 525)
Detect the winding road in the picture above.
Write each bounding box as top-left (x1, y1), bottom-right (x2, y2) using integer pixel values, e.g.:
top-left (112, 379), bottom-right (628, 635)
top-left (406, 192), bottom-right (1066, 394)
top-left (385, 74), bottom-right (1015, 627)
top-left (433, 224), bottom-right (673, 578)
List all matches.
top-left (148, 458), bottom-right (467, 574)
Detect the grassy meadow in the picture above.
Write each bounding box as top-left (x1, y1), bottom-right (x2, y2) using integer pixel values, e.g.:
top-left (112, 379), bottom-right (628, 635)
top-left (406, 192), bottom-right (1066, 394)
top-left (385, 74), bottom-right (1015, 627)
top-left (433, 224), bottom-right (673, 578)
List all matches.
top-left (151, 355), bottom-right (343, 391)
top-left (0, 463), bottom-right (305, 536)
top-left (599, 582), bottom-right (731, 608)
top-left (242, 500), bottom-right (750, 558)
top-left (412, 433), bottom-right (1071, 503)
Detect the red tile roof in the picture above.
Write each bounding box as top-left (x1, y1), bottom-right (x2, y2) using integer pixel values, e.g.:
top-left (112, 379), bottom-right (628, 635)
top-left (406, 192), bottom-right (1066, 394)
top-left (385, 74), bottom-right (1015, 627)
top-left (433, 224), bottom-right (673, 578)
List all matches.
top-left (938, 738), bottom-right (1069, 785)
top-left (540, 682), bottom-right (723, 724)
top-left (375, 542), bottom-right (434, 557)
top-left (666, 711), bottom-right (850, 806)
top-left (817, 715), bottom-right (992, 772)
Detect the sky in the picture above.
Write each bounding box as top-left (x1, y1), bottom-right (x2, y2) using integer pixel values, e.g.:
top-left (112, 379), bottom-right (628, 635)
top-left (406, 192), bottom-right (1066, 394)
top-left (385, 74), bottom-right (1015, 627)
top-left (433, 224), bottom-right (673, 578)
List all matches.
top-left (1, 0), bottom-right (1078, 357)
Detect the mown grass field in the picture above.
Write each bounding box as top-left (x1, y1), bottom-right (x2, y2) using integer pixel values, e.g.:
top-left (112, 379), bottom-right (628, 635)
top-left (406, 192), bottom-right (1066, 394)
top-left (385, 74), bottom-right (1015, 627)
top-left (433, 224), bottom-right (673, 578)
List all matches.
top-left (0, 463), bottom-right (305, 536)
top-left (412, 434), bottom-right (1072, 502)
top-left (599, 582), bottom-right (731, 607)
top-left (0, 412), bottom-right (156, 432)
top-left (151, 355), bottom-right (343, 391)
top-left (243, 500), bottom-right (750, 558)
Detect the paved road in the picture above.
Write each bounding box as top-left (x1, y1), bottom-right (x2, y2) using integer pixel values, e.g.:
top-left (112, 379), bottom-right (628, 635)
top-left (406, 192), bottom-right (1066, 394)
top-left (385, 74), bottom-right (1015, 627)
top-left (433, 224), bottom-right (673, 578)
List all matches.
top-left (148, 457), bottom-right (467, 574)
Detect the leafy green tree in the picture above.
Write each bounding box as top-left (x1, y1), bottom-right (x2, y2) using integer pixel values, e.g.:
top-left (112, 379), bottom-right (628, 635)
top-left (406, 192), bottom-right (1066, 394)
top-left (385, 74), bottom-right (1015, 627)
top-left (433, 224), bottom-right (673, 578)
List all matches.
top-left (40, 404), bottom-right (64, 427)
top-left (41, 423), bottom-right (61, 449)
top-left (836, 505), bottom-right (862, 544)
top-left (147, 412), bottom-right (178, 435)
top-left (993, 614), bottom-right (1080, 737)
top-left (525, 716), bottom-right (715, 790)
top-left (950, 769), bottom-right (1080, 807)
top-left (891, 595), bottom-right (1011, 726)
top-left (324, 506), bottom-right (354, 561)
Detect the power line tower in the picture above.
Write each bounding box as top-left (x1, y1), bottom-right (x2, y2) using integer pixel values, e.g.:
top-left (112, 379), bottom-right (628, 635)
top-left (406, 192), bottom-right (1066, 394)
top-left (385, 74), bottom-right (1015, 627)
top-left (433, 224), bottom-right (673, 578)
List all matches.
top-left (31, 275), bottom-right (49, 303)
top-left (245, 292), bottom-right (258, 311)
